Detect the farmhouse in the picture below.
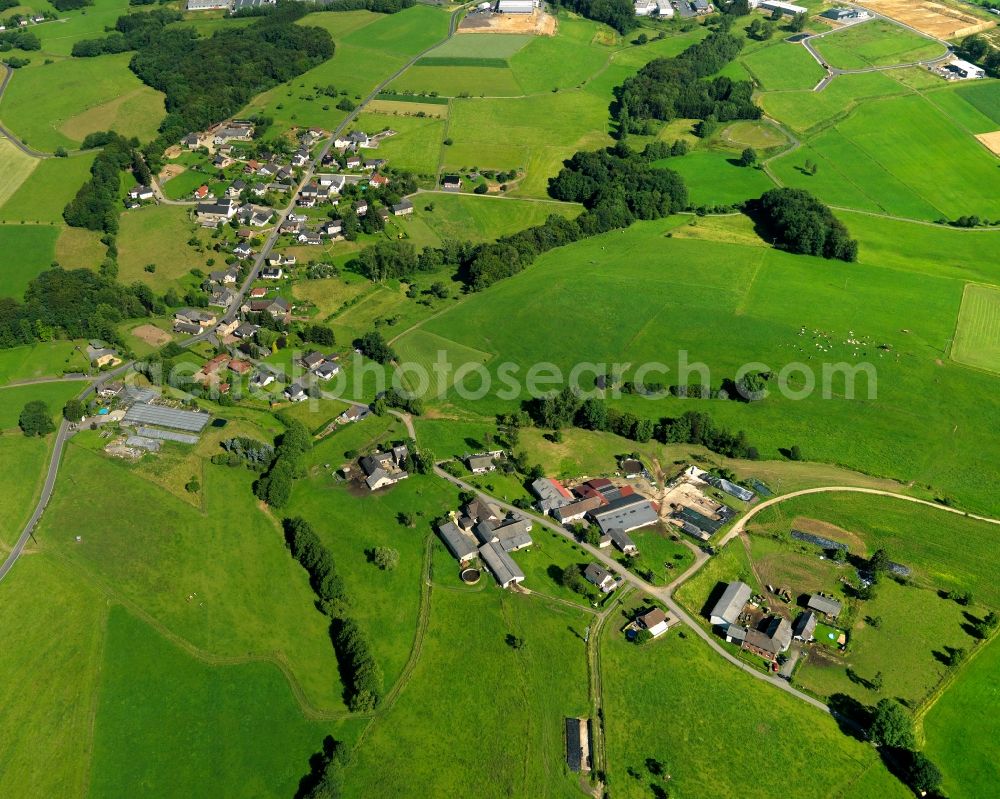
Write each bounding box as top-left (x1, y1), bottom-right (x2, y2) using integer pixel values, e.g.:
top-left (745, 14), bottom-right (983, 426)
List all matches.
top-left (584, 563), bottom-right (617, 594)
top-left (807, 593), bottom-right (842, 619)
top-left (479, 541), bottom-right (525, 588)
top-left (638, 607), bottom-right (673, 637)
top-left (360, 448), bottom-right (409, 491)
top-left (437, 521), bottom-right (478, 564)
top-left (709, 581), bottom-right (752, 627)
top-left (442, 174), bottom-right (461, 190)
top-left (173, 308), bottom-right (217, 333)
top-left (531, 477), bottom-right (574, 513)
top-left (392, 200), bottom-right (414, 216)
top-left (588, 494), bottom-right (658, 535)
top-left (743, 616), bottom-right (793, 661)
top-left (128, 185), bottom-right (154, 201)
top-left (466, 453), bottom-right (498, 473)
top-left (553, 496), bottom-right (604, 524)
top-left (821, 7), bottom-right (870, 21)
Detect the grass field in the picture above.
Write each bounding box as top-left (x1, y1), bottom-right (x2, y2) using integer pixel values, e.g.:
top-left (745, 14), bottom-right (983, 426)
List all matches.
top-left (741, 40), bottom-right (826, 90)
top-left (955, 80), bottom-right (1000, 125)
top-left (88, 607), bottom-right (330, 798)
top-left (341, 588), bottom-right (588, 798)
top-left (394, 216), bottom-right (1000, 514)
top-left (34, 0), bottom-right (132, 56)
top-left (54, 224), bottom-right (107, 269)
top-left (116, 205), bottom-right (204, 292)
top-left (0, 224), bottom-right (58, 298)
top-left (0, 554), bottom-right (107, 799)
top-left (951, 283), bottom-right (1000, 374)
top-left (389, 64), bottom-right (525, 98)
top-left (747, 492), bottom-right (1000, 606)
top-left (292, 273), bottom-right (372, 320)
top-left (409, 193), bottom-right (580, 244)
top-left (0, 340), bottom-right (87, 385)
top-left (769, 92), bottom-right (1000, 220)
top-left (665, 150), bottom-right (776, 207)
top-left (0, 153), bottom-right (96, 225)
top-left (0, 434), bottom-right (50, 547)
top-left (923, 634), bottom-right (1000, 799)
top-left (0, 54), bottom-right (164, 152)
top-left (813, 19), bottom-right (946, 70)
top-left (601, 621), bottom-right (909, 799)
top-left (36, 440), bottom-right (347, 711)
top-left (0, 137), bottom-right (37, 209)
top-left (0, 380), bottom-right (86, 429)
top-left (431, 32), bottom-right (533, 59)
top-left (351, 111), bottom-right (445, 175)
top-left (443, 91), bottom-right (612, 198)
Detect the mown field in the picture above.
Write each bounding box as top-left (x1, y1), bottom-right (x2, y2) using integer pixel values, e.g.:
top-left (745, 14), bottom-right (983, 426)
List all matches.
top-left (769, 92), bottom-right (1000, 220)
top-left (0, 138), bottom-right (37, 209)
top-left (0, 340), bottom-right (87, 385)
top-left (350, 110), bottom-right (445, 175)
top-left (0, 224), bottom-right (58, 298)
top-left (923, 634), bottom-right (1000, 799)
top-left (0, 153), bottom-right (96, 225)
top-left (0, 434), bottom-right (50, 547)
top-left (601, 622), bottom-right (909, 799)
top-left (34, 0), bottom-right (132, 57)
top-left (0, 54), bottom-right (164, 152)
top-left (812, 19), bottom-right (946, 70)
top-left (394, 215), bottom-right (1000, 515)
top-left (741, 39), bottom-right (826, 90)
top-left (0, 379), bottom-right (86, 429)
top-left (116, 205), bottom-right (206, 292)
top-left (951, 282), bottom-right (1000, 374)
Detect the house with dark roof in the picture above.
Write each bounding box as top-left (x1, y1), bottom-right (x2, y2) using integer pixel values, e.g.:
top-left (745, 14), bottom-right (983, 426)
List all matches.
top-left (530, 477), bottom-right (573, 513)
top-left (465, 454), bottom-right (497, 474)
top-left (584, 563), bottom-right (617, 593)
top-left (442, 174), bottom-right (461, 190)
top-left (392, 199), bottom-right (414, 216)
top-left (807, 594), bottom-right (842, 619)
top-left (588, 494), bottom-right (658, 535)
top-left (437, 522), bottom-right (478, 564)
top-left (607, 528), bottom-right (638, 556)
top-left (283, 383), bottom-right (307, 403)
top-left (742, 616), bottom-right (793, 661)
top-left (359, 449), bottom-right (408, 491)
top-left (793, 610), bottom-right (818, 641)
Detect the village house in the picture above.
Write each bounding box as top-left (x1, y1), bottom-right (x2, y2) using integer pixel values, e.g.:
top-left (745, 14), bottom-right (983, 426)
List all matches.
top-left (128, 185), bottom-right (154, 202)
top-left (708, 581), bottom-right (752, 628)
top-left (638, 607), bottom-right (673, 637)
top-left (313, 361), bottom-right (341, 381)
top-left (173, 308), bottom-right (217, 334)
top-left (215, 319), bottom-right (239, 338)
top-left (284, 383), bottom-right (308, 403)
top-left (209, 287), bottom-right (235, 308)
top-left (530, 477), bottom-right (574, 513)
top-left (234, 322), bottom-right (260, 339)
top-left (250, 367), bottom-right (277, 388)
top-left (85, 341), bottom-right (121, 368)
top-left (353, 199), bottom-right (368, 216)
top-left (339, 404), bottom-right (368, 424)
top-left (182, 133), bottom-right (200, 149)
top-left (233, 243), bottom-right (253, 259)
top-left (359, 447), bottom-right (409, 491)
top-left (316, 174), bottom-right (346, 193)
top-left (807, 594), bottom-right (842, 620)
top-left (261, 266), bottom-right (283, 280)
top-left (584, 563), bottom-right (617, 594)
top-left (465, 453), bottom-right (499, 474)
top-left (392, 199), bottom-right (414, 216)
top-left (441, 174), bottom-right (462, 190)
top-left (345, 154), bottom-right (362, 170)
top-left (196, 199), bottom-right (236, 226)
top-left (369, 173), bottom-right (390, 189)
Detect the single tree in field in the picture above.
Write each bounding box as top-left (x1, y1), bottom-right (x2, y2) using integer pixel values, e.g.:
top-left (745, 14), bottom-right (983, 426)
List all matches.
top-left (371, 546), bottom-right (399, 571)
top-left (19, 401), bottom-right (55, 437)
top-left (739, 147), bottom-right (758, 167)
top-left (63, 399), bottom-right (85, 421)
top-left (868, 547), bottom-right (891, 578)
top-left (868, 698), bottom-right (915, 749)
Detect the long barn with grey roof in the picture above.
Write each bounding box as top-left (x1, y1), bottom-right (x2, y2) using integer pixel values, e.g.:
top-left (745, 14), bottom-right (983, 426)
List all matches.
top-left (709, 581), bottom-right (751, 627)
top-left (123, 404), bottom-right (210, 433)
top-left (479, 541), bottom-right (525, 588)
top-left (437, 522), bottom-right (478, 564)
top-left (589, 494), bottom-right (658, 535)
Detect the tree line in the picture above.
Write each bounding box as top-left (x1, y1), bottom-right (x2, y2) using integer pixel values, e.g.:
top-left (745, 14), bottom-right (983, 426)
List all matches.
top-left (524, 387), bottom-right (758, 459)
top-left (253, 413), bottom-right (314, 508)
top-left (550, 0), bottom-right (637, 35)
top-left (283, 517), bottom-right (384, 713)
top-left (64, 132), bottom-right (149, 235)
top-left (613, 31), bottom-right (759, 136)
top-left (748, 188), bottom-right (858, 261)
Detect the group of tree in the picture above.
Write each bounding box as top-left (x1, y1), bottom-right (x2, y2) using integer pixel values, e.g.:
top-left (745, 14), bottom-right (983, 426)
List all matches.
top-left (212, 436), bottom-right (275, 469)
top-left (301, 323), bottom-right (336, 347)
top-left (550, 0), bottom-right (637, 35)
top-left (0, 28), bottom-right (40, 52)
top-left (956, 33), bottom-right (1000, 77)
top-left (296, 735), bottom-right (349, 799)
top-left (283, 517), bottom-right (383, 713)
top-left (51, 0), bottom-right (92, 10)
top-left (0, 266), bottom-right (154, 350)
top-left (19, 400), bottom-right (55, 436)
top-left (613, 32), bottom-right (759, 135)
top-left (73, 5), bottom-right (333, 166)
top-left (253, 414), bottom-right (313, 508)
top-left (355, 330), bottom-right (396, 364)
top-left (559, 563), bottom-right (597, 598)
top-left (868, 699), bottom-right (944, 797)
top-left (748, 188), bottom-right (859, 261)
top-left (64, 132), bottom-right (148, 234)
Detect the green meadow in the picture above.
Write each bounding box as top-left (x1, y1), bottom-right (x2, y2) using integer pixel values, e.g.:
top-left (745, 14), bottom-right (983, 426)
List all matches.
top-left (0, 340), bottom-right (87, 384)
top-left (955, 80), bottom-right (1000, 125)
top-left (601, 623), bottom-right (908, 799)
top-left (394, 216), bottom-right (1000, 514)
top-left (34, 0), bottom-right (132, 56)
top-left (351, 111), bottom-right (445, 175)
top-left (0, 225), bottom-right (58, 298)
top-left (0, 434), bottom-right (50, 547)
top-left (88, 607), bottom-right (332, 798)
top-left (0, 153), bottom-right (96, 225)
top-left (951, 283), bottom-right (1000, 374)
top-left (665, 150), bottom-right (776, 206)
top-left (769, 92), bottom-right (1000, 220)
top-left (924, 635), bottom-right (1000, 799)
top-left (741, 40), bottom-right (826, 91)
top-left (35, 439), bottom-right (347, 711)
top-left (341, 587), bottom-right (589, 798)
top-left (0, 54), bottom-right (164, 152)
top-left (116, 205), bottom-right (205, 292)
top-left (407, 193), bottom-right (581, 245)
top-left (812, 19), bottom-right (946, 70)
top-left (0, 379), bottom-right (86, 429)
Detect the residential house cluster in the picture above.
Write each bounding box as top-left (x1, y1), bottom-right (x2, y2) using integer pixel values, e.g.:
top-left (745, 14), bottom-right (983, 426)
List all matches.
top-left (533, 476), bottom-right (656, 555)
top-left (300, 350), bottom-right (341, 381)
top-left (436, 497), bottom-right (535, 589)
